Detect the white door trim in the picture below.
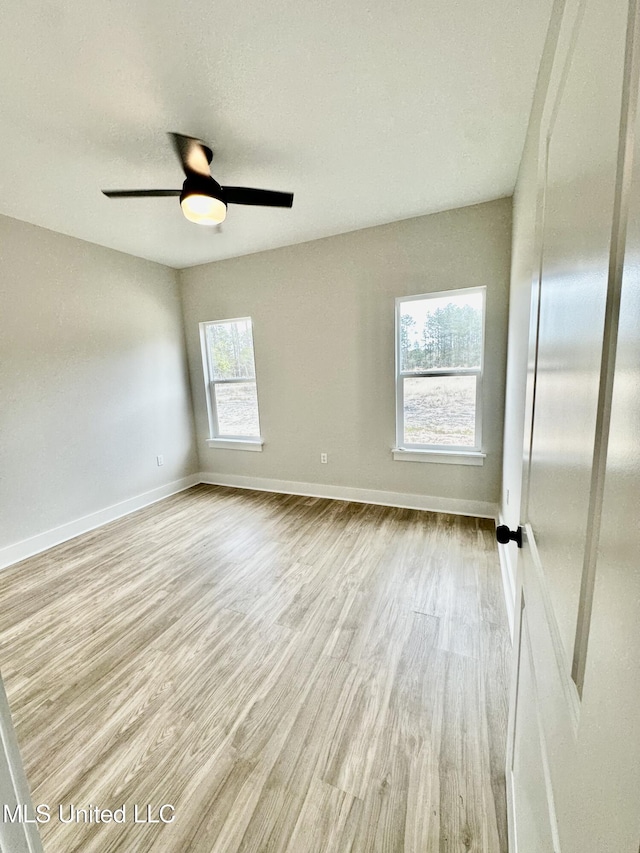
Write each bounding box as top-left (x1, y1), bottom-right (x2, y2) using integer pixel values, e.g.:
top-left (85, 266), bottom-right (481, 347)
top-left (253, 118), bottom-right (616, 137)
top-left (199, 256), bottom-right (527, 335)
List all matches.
top-left (0, 676), bottom-right (43, 853)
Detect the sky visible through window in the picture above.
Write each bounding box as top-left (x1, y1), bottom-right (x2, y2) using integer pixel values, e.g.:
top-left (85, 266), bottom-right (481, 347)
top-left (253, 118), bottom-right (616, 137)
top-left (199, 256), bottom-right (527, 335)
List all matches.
top-left (401, 291), bottom-right (482, 335)
top-left (400, 290), bottom-right (483, 372)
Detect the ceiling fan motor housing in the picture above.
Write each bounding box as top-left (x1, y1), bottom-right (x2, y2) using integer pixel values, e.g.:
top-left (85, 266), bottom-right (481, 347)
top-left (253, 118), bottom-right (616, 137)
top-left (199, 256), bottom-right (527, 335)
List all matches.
top-left (181, 174), bottom-right (227, 207)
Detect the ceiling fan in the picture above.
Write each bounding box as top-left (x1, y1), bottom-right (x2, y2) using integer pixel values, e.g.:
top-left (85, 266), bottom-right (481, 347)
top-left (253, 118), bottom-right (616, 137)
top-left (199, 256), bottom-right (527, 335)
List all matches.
top-left (102, 133), bottom-right (294, 226)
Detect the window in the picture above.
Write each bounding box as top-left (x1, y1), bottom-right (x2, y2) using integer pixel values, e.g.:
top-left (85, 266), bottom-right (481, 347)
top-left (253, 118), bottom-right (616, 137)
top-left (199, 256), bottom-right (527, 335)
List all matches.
top-left (395, 287), bottom-right (485, 459)
top-left (200, 317), bottom-right (263, 449)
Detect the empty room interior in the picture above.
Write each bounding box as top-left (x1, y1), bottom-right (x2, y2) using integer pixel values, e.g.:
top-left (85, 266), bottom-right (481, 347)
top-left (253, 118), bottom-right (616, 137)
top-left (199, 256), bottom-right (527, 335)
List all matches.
top-left (1, 0), bottom-right (639, 851)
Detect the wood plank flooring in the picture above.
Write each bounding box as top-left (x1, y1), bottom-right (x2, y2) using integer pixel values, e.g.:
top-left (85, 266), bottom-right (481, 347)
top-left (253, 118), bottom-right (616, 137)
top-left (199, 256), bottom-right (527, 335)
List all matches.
top-left (0, 486), bottom-right (510, 852)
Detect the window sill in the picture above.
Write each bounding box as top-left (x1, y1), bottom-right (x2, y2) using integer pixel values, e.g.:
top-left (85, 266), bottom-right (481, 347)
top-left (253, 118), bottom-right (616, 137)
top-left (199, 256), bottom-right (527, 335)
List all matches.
top-left (206, 438), bottom-right (264, 452)
top-left (392, 448), bottom-right (485, 466)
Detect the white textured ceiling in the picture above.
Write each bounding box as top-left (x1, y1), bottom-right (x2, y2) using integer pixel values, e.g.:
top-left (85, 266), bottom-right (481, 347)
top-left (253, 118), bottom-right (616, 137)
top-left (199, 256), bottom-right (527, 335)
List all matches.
top-left (0, 0), bottom-right (552, 269)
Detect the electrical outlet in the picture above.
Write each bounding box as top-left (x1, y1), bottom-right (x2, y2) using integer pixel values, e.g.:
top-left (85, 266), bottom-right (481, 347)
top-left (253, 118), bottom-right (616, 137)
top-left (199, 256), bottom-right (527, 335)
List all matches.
top-left (320, 453), bottom-right (328, 464)
top-left (156, 455), bottom-right (164, 467)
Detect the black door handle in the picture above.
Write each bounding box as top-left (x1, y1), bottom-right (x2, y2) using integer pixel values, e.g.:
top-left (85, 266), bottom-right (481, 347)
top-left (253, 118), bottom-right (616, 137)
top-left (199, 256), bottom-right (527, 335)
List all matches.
top-left (496, 524), bottom-right (523, 548)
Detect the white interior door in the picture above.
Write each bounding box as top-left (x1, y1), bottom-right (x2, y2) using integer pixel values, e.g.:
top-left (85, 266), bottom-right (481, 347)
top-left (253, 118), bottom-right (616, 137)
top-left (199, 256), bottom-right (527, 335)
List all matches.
top-left (507, 0), bottom-right (640, 850)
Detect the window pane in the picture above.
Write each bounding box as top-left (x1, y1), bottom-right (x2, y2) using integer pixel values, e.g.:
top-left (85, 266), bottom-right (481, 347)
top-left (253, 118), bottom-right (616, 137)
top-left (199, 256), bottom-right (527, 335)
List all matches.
top-left (214, 382), bottom-right (260, 436)
top-left (207, 319), bottom-right (256, 381)
top-left (400, 291), bottom-right (483, 372)
top-left (403, 375), bottom-right (476, 447)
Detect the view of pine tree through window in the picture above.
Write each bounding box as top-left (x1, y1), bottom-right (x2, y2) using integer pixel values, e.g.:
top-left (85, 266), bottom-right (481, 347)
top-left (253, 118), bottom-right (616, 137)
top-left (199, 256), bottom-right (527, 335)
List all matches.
top-left (397, 289), bottom-right (484, 449)
top-left (203, 318), bottom-right (261, 438)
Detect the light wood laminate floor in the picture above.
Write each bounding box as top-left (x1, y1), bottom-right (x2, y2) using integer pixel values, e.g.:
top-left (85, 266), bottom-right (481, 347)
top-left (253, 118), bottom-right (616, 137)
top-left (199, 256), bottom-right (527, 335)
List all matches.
top-left (0, 486), bottom-right (510, 852)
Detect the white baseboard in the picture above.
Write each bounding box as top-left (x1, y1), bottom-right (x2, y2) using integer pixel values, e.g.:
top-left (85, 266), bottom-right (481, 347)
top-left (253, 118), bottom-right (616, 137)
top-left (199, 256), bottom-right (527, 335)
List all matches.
top-left (199, 471), bottom-right (498, 519)
top-left (0, 474), bottom-right (200, 571)
top-left (497, 513), bottom-right (517, 641)
top-left (0, 471), bottom-right (499, 574)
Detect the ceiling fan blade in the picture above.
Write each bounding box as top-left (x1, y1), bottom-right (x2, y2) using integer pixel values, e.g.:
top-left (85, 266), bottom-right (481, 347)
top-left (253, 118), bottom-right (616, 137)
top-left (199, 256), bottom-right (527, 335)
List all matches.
top-left (223, 187), bottom-right (294, 208)
top-left (170, 133), bottom-right (213, 177)
top-left (102, 189), bottom-right (182, 198)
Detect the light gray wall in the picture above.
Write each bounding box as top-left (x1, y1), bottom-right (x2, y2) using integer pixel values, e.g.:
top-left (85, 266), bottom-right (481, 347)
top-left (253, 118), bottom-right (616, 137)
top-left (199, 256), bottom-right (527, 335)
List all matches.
top-left (180, 198), bottom-right (511, 507)
top-left (0, 215), bottom-right (197, 550)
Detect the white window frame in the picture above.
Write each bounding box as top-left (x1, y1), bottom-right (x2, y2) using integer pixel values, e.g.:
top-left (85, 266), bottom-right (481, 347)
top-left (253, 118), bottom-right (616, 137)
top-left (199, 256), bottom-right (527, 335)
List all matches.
top-left (394, 286), bottom-right (486, 460)
top-left (199, 317), bottom-right (264, 451)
